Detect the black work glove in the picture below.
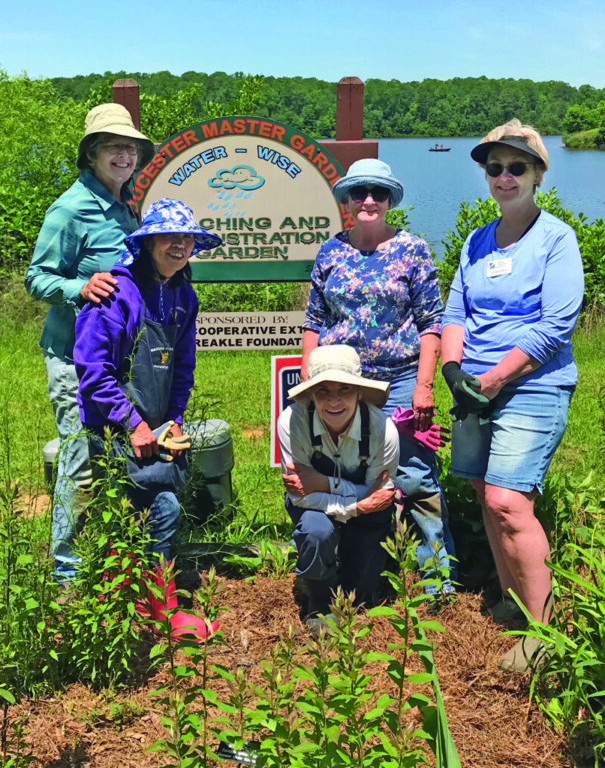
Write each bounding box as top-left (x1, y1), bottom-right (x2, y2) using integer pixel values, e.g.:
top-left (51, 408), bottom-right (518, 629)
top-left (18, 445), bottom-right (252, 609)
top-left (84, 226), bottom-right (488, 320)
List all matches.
top-left (441, 361), bottom-right (490, 414)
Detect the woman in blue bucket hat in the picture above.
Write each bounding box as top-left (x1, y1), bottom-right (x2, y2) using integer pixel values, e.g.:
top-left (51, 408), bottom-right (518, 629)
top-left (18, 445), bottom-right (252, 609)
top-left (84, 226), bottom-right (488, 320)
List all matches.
top-left (300, 158), bottom-right (456, 596)
top-left (74, 198), bottom-right (221, 642)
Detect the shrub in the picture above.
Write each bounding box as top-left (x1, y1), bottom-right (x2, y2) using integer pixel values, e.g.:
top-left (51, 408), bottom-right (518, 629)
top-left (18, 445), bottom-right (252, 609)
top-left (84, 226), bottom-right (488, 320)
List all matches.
top-left (0, 71), bottom-right (85, 273)
top-left (438, 190), bottom-right (605, 311)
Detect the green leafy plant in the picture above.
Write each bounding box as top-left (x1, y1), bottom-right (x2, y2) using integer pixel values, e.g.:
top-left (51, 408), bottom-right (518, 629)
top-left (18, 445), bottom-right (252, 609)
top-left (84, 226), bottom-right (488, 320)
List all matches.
top-left (386, 205), bottom-right (414, 232)
top-left (149, 522), bottom-right (459, 768)
top-left (60, 428), bottom-right (153, 690)
top-left (0, 700), bottom-right (35, 768)
top-left (439, 190), bottom-right (605, 311)
top-left (375, 524), bottom-right (461, 767)
top-left (224, 540), bottom-right (296, 582)
top-left (148, 566), bottom-right (225, 768)
top-left (513, 470), bottom-right (605, 767)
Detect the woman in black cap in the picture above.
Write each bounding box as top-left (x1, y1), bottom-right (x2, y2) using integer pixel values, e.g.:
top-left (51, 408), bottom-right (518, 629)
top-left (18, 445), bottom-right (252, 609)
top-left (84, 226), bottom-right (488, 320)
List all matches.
top-left (441, 119), bottom-right (584, 672)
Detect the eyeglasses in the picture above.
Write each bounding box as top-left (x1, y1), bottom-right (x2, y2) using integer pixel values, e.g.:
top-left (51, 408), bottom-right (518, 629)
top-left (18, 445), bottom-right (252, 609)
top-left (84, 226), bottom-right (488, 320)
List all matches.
top-left (348, 185), bottom-right (390, 203)
top-left (101, 142), bottom-right (138, 155)
top-left (485, 161), bottom-right (534, 178)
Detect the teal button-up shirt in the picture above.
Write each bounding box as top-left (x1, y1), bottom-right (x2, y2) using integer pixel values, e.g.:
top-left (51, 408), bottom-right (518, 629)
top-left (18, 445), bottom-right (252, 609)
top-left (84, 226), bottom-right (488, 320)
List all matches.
top-left (25, 171), bottom-right (138, 360)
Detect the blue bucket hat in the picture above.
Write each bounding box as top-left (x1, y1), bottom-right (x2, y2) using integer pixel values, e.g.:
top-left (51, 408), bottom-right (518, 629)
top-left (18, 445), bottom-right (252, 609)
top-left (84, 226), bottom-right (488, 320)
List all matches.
top-left (121, 198), bottom-right (222, 264)
top-left (332, 158), bottom-right (404, 208)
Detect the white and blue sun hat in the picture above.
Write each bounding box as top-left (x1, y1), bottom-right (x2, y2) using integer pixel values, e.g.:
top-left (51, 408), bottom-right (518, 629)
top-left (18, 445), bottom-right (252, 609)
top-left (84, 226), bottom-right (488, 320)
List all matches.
top-left (121, 198), bottom-right (222, 264)
top-left (332, 158), bottom-right (404, 209)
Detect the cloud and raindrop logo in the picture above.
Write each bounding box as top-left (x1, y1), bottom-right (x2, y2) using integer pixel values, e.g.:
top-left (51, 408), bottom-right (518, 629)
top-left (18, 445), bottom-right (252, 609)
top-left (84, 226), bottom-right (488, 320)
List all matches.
top-left (207, 165), bottom-right (265, 218)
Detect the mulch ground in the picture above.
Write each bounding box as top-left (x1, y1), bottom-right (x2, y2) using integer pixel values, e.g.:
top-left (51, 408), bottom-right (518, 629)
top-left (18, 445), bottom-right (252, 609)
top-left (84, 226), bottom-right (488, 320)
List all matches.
top-left (11, 573), bottom-right (576, 768)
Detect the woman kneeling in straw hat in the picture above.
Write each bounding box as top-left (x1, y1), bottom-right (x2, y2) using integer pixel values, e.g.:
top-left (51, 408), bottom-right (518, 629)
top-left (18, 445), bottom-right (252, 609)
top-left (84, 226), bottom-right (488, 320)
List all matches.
top-left (278, 345), bottom-right (400, 634)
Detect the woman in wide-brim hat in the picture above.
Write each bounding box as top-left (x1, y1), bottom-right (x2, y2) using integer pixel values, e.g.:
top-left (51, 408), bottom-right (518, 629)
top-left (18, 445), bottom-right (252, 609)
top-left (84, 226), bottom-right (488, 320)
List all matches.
top-left (441, 118), bottom-right (584, 672)
top-left (73, 197), bottom-right (222, 643)
top-left (300, 157), bottom-right (456, 595)
top-left (278, 345), bottom-right (399, 634)
top-left (25, 103), bottom-right (155, 583)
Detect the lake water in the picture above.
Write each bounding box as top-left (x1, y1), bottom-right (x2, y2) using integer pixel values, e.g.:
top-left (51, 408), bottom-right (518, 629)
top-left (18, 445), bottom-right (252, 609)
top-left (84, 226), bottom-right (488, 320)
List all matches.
top-left (377, 136), bottom-right (605, 259)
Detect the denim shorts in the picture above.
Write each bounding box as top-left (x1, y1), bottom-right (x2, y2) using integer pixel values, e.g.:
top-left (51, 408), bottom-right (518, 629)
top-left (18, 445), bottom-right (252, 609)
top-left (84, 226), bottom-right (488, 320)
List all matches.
top-left (450, 383), bottom-right (573, 493)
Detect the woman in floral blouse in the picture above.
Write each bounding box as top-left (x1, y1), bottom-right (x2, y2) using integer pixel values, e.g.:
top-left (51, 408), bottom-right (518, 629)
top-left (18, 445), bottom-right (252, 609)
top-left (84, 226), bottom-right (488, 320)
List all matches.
top-left (300, 158), bottom-right (455, 593)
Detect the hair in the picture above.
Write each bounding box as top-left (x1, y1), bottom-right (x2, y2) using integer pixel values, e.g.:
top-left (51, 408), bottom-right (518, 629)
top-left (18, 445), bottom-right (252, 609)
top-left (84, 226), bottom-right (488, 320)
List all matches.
top-left (130, 237), bottom-right (192, 288)
top-left (83, 135), bottom-right (103, 172)
top-left (83, 132), bottom-right (147, 175)
top-left (480, 118), bottom-right (549, 185)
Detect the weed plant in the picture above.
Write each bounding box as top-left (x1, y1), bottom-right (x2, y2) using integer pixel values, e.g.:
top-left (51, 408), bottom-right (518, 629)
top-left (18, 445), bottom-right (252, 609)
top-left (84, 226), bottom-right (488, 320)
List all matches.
top-left (150, 523), bottom-right (460, 768)
top-left (519, 410), bottom-right (605, 767)
top-left (224, 540), bottom-right (296, 582)
top-left (528, 522), bottom-right (605, 768)
top-left (60, 428), bottom-right (153, 690)
top-left (148, 566), bottom-right (226, 768)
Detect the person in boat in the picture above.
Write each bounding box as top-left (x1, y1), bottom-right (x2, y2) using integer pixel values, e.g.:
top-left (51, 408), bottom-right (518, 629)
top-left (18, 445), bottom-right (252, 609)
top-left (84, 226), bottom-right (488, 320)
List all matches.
top-left (300, 158), bottom-right (456, 596)
top-left (278, 345), bottom-right (399, 634)
top-left (441, 118), bottom-right (584, 672)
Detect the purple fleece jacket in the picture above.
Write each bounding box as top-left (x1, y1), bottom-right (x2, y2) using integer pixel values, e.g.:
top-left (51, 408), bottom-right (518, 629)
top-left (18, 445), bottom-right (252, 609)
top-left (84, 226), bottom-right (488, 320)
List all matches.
top-left (74, 264), bottom-right (199, 429)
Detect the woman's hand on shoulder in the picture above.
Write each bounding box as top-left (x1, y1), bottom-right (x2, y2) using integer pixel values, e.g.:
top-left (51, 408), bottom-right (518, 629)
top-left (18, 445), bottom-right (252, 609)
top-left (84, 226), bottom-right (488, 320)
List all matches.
top-left (81, 272), bottom-right (118, 304)
top-left (129, 420), bottom-right (158, 459)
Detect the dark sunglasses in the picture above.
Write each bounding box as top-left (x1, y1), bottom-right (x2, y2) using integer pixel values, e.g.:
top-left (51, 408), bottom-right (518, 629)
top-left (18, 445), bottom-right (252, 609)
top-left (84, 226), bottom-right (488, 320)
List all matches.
top-left (485, 161), bottom-right (534, 178)
top-left (348, 185), bottom-right (390, 203)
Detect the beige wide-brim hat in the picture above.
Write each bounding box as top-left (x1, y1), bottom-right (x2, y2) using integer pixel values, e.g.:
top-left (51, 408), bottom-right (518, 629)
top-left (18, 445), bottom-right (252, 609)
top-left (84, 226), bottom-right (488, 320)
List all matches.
top-left (288, 345), bottom-right (390, 408)
top-left (77, 103), bottom-right (155, 170)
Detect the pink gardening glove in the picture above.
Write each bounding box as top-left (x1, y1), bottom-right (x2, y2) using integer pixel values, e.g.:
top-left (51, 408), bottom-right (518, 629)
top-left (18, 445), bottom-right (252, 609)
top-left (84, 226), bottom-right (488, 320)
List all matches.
top-left (413, 423), bottom-right (451, 451)
top-left (391, 407), bottom-right (450, 452)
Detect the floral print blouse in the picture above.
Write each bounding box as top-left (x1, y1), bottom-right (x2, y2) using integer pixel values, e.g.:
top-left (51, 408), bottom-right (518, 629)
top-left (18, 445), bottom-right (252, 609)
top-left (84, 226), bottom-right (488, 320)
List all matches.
top-left (304, 229), bottom-right (443, 380)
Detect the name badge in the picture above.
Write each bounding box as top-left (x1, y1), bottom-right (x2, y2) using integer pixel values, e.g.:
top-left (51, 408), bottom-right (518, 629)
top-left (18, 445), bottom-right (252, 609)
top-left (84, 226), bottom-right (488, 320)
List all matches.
top-left (486, 257), bottom-right (512, 277)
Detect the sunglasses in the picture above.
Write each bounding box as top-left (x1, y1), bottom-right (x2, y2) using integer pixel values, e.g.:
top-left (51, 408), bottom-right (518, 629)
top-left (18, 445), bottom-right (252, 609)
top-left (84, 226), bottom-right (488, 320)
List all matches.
top-left (348, 185), bottom-right (390, 203)
top-left (485, 161), bottom-right (534, 178)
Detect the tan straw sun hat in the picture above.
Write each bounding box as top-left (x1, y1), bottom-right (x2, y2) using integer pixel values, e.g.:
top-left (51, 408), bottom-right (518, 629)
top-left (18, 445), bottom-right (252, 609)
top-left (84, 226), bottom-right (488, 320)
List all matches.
top-left (77, 103), bottom-right (155, 170)
top-left (288, 345), bottom-right (390, 407)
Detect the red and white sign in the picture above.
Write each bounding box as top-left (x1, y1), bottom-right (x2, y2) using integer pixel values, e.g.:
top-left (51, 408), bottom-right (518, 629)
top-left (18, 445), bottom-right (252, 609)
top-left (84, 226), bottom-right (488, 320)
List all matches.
top-left (270, 355), bottom-right (302, 467)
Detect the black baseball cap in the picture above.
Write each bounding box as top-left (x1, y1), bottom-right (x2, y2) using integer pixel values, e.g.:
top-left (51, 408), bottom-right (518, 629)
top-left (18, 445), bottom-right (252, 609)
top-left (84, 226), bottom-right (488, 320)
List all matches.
top-left (470, 135), bottom-right (546, 166)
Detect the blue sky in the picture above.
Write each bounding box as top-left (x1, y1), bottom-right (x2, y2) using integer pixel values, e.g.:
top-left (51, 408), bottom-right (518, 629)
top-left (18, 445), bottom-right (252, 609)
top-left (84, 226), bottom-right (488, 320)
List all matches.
top-left (2, 0), bottom-right (604, 88)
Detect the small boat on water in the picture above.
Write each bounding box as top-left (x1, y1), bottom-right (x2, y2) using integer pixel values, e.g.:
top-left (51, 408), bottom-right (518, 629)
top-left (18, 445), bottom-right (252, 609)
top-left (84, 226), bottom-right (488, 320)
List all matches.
top-left (429, 144), bottom-right (451, 152)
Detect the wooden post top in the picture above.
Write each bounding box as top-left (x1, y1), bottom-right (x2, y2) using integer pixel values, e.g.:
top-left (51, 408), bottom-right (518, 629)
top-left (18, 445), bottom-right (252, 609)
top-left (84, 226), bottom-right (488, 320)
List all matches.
top-left (112, 79), bottom-right (140, 130)
top-left (336, 77), bottom-right (364, 141)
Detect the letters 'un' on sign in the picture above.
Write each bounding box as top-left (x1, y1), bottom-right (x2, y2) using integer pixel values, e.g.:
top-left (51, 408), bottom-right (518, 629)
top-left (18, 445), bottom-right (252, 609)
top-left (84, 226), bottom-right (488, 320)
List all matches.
top-left (129, 116), bottom-right (351, 282)
top-left (270, 355), bottom-right (302, 467)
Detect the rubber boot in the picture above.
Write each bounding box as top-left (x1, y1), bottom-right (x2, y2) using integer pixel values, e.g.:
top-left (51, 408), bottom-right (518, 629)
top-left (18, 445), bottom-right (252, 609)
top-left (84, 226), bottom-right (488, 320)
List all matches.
top-left (147, 563), bottom-right (219, 643)
top-left (303, 577), bottom-right (339, 637)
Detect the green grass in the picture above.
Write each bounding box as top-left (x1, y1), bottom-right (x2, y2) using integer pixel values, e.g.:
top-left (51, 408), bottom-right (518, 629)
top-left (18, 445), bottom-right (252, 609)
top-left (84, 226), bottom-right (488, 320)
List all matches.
top-left (0, 278), bottom-right (56, 500)
top-left (554, 316), bottom-right (605, 491)
top-left (2, 273), bottom-right (604, 553)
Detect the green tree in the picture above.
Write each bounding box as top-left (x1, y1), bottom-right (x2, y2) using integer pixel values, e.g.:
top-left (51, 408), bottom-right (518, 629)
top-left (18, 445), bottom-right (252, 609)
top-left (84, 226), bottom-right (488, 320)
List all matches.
top-left (0, 71), bottom-right (86, 272)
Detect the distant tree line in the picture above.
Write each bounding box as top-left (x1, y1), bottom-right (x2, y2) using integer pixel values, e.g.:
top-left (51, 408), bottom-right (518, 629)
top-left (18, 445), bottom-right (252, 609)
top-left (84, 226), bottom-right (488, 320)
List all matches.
top-left (50, 70), bottom-right (605, 140)
top-left (2, 68), bottom-right (604, 274)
